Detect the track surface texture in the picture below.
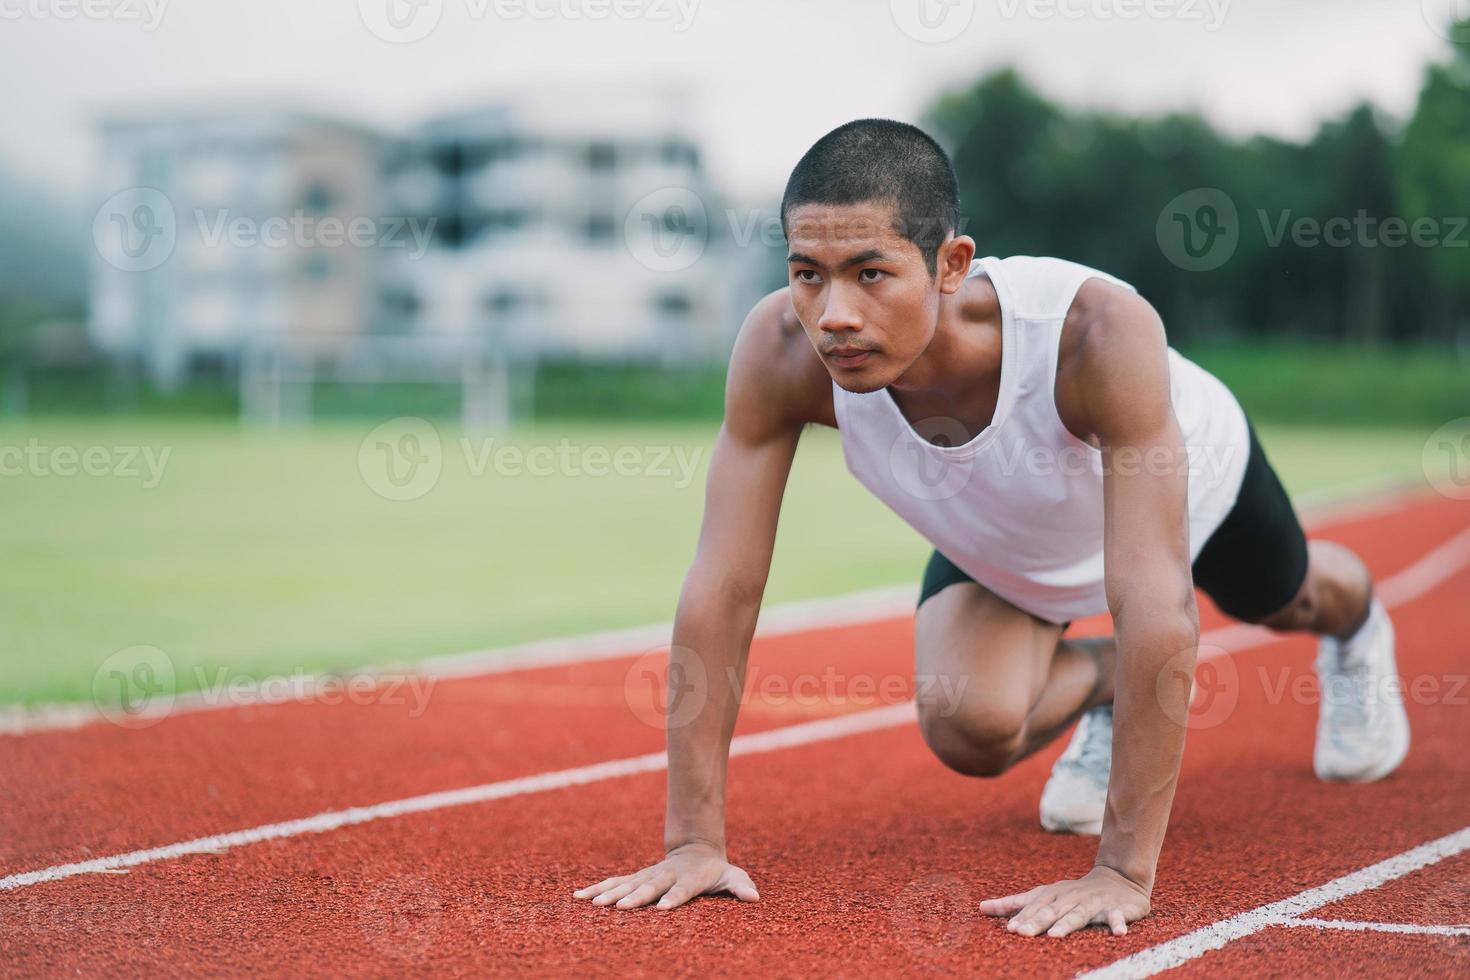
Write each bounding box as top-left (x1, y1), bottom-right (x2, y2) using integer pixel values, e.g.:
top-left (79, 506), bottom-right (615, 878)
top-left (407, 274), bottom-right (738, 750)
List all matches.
top-left (2, 492), bottom-right (1467, 978)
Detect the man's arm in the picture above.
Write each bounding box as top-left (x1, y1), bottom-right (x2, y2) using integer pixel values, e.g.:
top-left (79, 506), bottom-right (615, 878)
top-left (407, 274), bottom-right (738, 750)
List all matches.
top-left (1089, 291), bottom-right (1199, 901)
top-left (574, 290), bottom-right (830, 911)
top-left (982, 281), bottom-right (1200, 937)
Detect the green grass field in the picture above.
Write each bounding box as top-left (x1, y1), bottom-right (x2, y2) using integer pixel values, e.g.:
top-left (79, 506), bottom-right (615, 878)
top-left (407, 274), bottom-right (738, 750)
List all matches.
top-left (0, 417), bottom-right (1459, 705)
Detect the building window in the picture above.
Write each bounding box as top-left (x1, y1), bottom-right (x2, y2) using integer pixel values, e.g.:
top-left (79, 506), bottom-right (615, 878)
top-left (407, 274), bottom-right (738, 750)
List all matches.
top-left (587, 142), bottom-right (617, 172)
top-left (438, 215), bottom-right (466, 249)
top-left (486, 289), bottom-right (522, 315)
top-left (303, 253), bottom-right (333, 282)
top-left (584, 213), bottom-right (616, 245)
top-left (660, 140), bottom-right (695, 167)
top-left (487, 209), bottom-right (530, 232)
top-left (378, 288), bottom-right (420, 331)
top-left (483, 137), bottom-right (527, 165)
top-left (657, 204), bottom-right (699, 238)
top-left (485, 288), bottom-right (549, 313)
top-left (461, 141), bottom-right (490, 172)
top-left (301, 181), bottom-right (335, 213)
top-left (654, 291), bottom-right (693, 317)
top-left (434, 143), bottom-right (465, 178)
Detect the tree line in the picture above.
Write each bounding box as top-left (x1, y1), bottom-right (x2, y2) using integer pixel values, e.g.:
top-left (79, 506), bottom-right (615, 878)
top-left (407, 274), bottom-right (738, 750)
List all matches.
top-left (925, 31), bottom-right (1470, 348)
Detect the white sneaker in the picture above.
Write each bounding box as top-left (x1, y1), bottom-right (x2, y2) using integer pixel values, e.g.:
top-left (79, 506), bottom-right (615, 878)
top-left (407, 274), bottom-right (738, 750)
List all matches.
top-left (1313, 599), bottom-right (1411, 783)
top-left (1040, 704), bottom-right (1112, 835)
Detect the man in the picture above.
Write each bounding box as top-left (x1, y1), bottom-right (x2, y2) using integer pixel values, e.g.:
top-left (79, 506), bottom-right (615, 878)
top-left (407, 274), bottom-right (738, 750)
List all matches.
top-left (573, 119), bottom-right (1410, 936)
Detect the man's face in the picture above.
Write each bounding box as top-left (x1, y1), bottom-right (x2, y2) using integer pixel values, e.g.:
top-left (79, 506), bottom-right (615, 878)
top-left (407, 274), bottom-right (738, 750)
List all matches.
top-left (785, 200), bottom-right (943, 394)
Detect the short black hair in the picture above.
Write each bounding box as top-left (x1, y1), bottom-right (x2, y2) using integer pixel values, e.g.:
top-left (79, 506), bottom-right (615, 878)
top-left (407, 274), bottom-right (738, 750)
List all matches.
top-left (781, 119), bottom-right (960, 277)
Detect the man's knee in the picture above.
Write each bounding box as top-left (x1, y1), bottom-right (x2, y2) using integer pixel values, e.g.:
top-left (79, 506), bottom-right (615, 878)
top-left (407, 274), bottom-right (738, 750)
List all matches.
top-left (917, 697), bottom-right (1027, 778)
top-left (1246, 540), bottom-right (1370, 633)
top-left (1251, 580), bottom-right (1318, 631)
top-left (912, 582), bottom-right (1061, 778)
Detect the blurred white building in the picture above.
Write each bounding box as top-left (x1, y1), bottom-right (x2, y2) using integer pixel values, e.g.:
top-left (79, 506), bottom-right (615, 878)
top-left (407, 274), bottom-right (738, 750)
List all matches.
top-left (89, 107), bottom-right (380, 389)
top-left (377, 84), bottom-right (743, 362)
top-left (89, 88), bottom-right (755, 407)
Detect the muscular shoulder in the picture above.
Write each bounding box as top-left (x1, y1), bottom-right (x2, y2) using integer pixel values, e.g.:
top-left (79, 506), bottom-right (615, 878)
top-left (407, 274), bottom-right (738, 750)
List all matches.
top-left (725, 287), bottom-right (836, 441)
top-left (1055, 278), bottom-right (1172, 443)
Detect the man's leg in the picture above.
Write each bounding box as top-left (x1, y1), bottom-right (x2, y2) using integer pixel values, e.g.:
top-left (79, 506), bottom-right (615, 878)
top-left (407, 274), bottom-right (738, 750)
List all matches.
top-left (913, 578), bottom-right (1114, 778)
top-left (1191, 420), bottom-right (1408, 783)
top-left (1192, 419), bottom-right (1375, 640)
top-left (1226, 536), bottom-right (1408, 782)
top-left (1248, 539), bottom-right (1371, 639)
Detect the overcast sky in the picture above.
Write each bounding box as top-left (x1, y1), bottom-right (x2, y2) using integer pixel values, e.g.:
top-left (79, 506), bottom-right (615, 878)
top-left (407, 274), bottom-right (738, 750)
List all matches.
top-left (0, 0), bottom-right (1458, 203)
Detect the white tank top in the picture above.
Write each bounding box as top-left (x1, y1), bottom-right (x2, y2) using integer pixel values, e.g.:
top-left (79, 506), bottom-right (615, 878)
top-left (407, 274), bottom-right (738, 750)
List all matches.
top-left (832, 255), bottom-right (1250, 624)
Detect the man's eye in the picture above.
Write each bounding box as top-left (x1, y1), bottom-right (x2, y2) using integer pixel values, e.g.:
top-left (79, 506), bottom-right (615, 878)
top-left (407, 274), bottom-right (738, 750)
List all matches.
top-left (859, 269), bottom-right (885, 283)
top-left (794, 270), bottom-right (821, 284)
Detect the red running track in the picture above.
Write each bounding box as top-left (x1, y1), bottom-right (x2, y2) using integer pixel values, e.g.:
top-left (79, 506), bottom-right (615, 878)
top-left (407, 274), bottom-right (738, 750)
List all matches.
top-left (0, 492), bottom-right (1467, 977)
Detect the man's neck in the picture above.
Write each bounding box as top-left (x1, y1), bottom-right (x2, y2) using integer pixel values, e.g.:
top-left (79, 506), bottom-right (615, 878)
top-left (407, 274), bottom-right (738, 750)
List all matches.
top-left (886, 275), bottom-right (1005, 439)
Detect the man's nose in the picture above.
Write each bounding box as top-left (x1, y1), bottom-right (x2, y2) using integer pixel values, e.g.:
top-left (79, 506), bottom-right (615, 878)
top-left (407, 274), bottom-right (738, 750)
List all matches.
top-left (816, 284), bottom-right (863, 333)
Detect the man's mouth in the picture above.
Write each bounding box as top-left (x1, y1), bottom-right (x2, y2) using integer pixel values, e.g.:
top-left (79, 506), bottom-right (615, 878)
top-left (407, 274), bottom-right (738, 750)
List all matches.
top-left (826, 348), bottom-right (874, 369)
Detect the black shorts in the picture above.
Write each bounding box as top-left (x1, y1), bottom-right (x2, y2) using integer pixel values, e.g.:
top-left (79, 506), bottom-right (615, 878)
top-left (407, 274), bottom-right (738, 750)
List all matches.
top-left (916, 421), bottom-right (1310, 624)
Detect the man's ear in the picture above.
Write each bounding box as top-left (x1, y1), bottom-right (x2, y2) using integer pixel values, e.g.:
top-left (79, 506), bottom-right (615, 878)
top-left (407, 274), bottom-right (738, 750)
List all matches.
top-left (937, 235), bottom-right (977, 293)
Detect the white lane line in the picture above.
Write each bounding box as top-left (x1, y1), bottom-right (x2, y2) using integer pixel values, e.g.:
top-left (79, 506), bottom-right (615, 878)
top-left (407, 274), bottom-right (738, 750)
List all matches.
top-left (1077, 827), bottom-right (1470, 979)
top-left (0, 582), bottom-right (1328, 895)
top-left (0, 703), bottom-right (914, 892)
top-left (1284, 918), bottom-right (1470, 937)
top-left (1378, 525), bottom-right (1470, 607)
top-left (1191, 522), bottom-right (1470, 662)
top-left (3, 500), bottom-right (1468, 889)
top-left (8, 510), bottom-right (1464, 897)
top-left (0, 618), bottom-right (1269, 893)
top-left (0, 585), bottom-right (918, 736)
top-left (0, 484), bottom-right (1433, 737)
top-left (422, 583), bottom-right (921, 679)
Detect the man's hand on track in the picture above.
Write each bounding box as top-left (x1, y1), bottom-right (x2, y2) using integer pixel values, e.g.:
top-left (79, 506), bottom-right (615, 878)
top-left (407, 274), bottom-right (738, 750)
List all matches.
top-left (980, 866), bottom-right (1150, 937)
top-left (572, 842), bottom-right (759, 911)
